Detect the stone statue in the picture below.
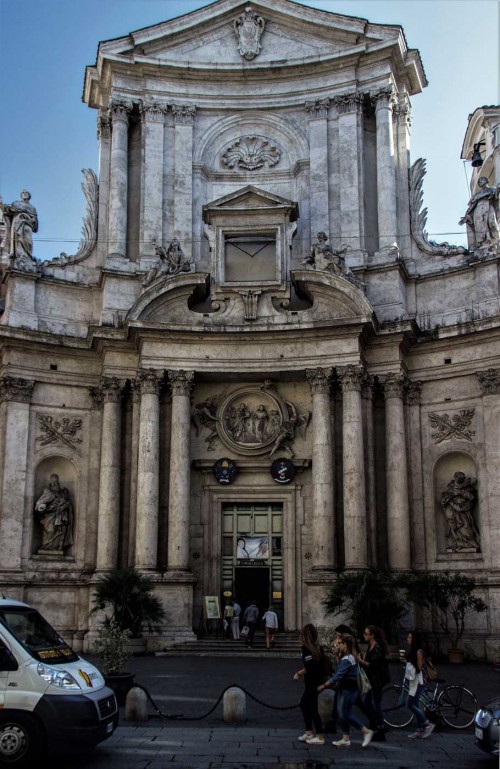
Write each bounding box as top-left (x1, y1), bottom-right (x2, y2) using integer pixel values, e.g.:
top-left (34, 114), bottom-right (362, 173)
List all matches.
top-left (440, 471), bottom-right (480, 552)
top-left (0, 189), bottom-right (38, 261)
top-left (142, 238), bottom-right (193, 287)
top-left (459, 176), bottom-right (500, 253)
top-left (302, 231), bottom-right (365, 289)
top-left (34, 473), bottom-right (74, 553)
top-left (192, 397), bottom-right (220, 451)
top-left (233, 6), bottom-right (265, 60)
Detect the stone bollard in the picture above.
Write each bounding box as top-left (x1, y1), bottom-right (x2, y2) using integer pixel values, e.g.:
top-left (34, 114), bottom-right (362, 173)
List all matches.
top-left (223, 686), bottom-right (246, 723)
top-left (318, 688), bottom-right (335, 731)
top-left (125, 686), bottom-right (149, 722)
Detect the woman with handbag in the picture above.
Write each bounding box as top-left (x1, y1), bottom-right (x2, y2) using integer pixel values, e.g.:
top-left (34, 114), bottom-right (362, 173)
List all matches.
top-left (358, 625), bottom-right (390, 741)
top-left (401, 630), bottom-right (435, 739)
top-left (318, 634), bottom-right (374, 748)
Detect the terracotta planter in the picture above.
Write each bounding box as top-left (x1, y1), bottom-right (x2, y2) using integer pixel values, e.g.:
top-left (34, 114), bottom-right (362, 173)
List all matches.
top-left (447, 648), bottom-right (465, 664)
top-left (105, 672), bottom-right (135, 706)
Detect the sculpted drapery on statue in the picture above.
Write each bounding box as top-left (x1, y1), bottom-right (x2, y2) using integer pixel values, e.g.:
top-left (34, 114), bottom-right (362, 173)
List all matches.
top-left (0, 189), bottom-right (38, 260)
top-left (142, 239), bottom-right (193, 287)
top-left (302, 231), bottom-right (365, 289)
top-left (34, 474), bottom-right (74, 553)
top-left (459, 176), bottom-right (500, 253)
top-left (440, 471), bottom-right (480, 552)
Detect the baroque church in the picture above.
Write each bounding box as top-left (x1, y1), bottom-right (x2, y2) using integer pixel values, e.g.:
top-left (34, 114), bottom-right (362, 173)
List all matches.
top-left (0, 0), bottom-right (499, 659)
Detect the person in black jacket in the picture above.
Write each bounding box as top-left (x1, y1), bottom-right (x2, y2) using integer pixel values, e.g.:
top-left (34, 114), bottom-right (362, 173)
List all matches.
top-left (293, 624), bottom-right (327, 745)
top-left (358, 625), bottom-right (391, 741)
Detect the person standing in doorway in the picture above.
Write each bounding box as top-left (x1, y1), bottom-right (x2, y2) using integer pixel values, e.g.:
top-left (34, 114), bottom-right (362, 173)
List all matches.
top-left (262, 604), bottom-right (278, 648)
top-left (243, 599), bottom-right (259, 648)
top-left (232, 599), bottom-right (241, 640)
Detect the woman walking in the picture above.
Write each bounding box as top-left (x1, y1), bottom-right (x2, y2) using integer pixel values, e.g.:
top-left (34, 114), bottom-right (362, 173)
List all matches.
top-left (262, 604), bottom-right (278, 649)
top-left (358, 625), bottom-right (391, 741)
top-left (402, 630), bottom-right (435, 739)
top-left (318, 634), bottom-right (374, 748)
top-left (293, 624), bottom-right (327, 745)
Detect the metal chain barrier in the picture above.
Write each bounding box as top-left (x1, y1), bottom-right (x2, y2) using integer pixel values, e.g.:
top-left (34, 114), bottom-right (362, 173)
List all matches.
top-left (130, 683), bottom-right (300, 721)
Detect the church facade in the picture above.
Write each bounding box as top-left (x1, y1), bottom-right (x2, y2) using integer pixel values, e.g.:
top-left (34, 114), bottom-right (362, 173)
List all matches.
top-left (1, 0), bottom-right (499, 659)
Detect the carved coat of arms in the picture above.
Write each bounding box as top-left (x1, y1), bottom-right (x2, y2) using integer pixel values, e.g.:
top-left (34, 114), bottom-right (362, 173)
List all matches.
top-left (233, 6), bottom-right (266, 60)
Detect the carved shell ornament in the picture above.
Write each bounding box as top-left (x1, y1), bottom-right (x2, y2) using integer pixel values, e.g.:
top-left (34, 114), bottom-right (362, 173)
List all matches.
top-left (222, 136), bottom-right (281, 171)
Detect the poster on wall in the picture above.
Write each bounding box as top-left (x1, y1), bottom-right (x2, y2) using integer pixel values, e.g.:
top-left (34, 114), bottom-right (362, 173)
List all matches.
top-left (204, 595), bottom-right (221, 619)
top-left (236, 535), bottom-right (269, 559)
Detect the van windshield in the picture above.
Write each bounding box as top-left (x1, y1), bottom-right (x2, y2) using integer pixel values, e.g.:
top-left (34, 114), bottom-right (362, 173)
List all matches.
top-left (0, 606), bottom-right (79, 664)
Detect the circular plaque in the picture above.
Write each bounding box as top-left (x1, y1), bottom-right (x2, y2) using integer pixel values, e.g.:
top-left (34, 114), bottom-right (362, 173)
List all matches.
top-left (213, 458), bottom-right (238, 484)
top-left (270, 457), bottom-right (295, 484)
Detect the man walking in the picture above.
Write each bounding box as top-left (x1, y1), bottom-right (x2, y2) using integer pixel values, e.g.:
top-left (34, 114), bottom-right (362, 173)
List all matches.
top-left (243, 599), bottom-right (259, 648)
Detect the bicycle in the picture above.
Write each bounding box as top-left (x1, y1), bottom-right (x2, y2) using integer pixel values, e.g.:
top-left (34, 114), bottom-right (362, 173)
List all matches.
top-left (382, 671), bottom-right (477, 730)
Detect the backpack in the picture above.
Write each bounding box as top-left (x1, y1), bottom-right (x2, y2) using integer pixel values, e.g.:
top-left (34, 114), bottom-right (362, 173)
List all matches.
top-left (425, 658), bottom-right (438, 681)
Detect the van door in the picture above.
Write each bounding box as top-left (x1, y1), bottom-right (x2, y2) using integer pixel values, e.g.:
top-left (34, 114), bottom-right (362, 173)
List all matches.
top-left (0, 636), bottom-right (18, 706)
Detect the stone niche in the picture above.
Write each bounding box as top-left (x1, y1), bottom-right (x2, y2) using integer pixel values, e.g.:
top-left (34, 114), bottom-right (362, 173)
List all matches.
top-left (32, 456), bottom-right (77, 558)
top-left (434, 452), bottom-right (480, 556)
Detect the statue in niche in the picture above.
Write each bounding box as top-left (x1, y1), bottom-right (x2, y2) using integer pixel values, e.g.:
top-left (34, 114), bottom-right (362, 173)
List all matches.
top-left (233, 6), bottom-right (265, 60)
top-left (34, 473), bottom-right (74, 553)
top-left (440, 471), bottom-right (480, 553)
top-left (459, 176), bottom-right (500, 254)
top-left (142, 238), bottom-right (193, 287)
top-left (302, 231), bottom-right (365, 289)
top-left (0, 189), bottom-right (38, 262)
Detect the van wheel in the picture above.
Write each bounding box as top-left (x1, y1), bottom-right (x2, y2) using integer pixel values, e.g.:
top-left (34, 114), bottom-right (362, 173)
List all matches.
top-left (0, 713), bottom-right (45, 767)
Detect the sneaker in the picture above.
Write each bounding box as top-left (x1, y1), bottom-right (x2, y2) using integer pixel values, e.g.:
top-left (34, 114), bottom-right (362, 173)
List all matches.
top-left (332, 739), bottom-right (351, 747)
top-left (408, 730), bottom-right (424, 739)
top-left (298, 733), bottom-right (313, 742)
top-left (422, 722), bottom-right (435, 739)
top-left (306, 735), bottom-right (325, 745)
top-left (362, 729), bottom-right (374, 748)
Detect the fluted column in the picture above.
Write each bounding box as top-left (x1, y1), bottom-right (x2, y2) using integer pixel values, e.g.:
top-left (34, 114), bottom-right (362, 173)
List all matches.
top-left (139, 102), bottom-right (167, 255)
top-left (332, 92), bottom-right (366, 253)
top-left (306, 367), bottom-right (334, 571)
top-left (167, 370), bottom-right (194, 572)
top-left (96, 111), bottom-right (111, 265)
top-left (305, 99), bottom-right (330, 240)
top-left (135, 369), bottom-right (163, 571)
top-left (95, 377), bottom-right (124, 570)
top-left (383, 372), bottom-right (410, 569)
top-left (107, 99), bottom-right (132, 257)
top-left (374, 88), bottom-right (398, 251)
top-left (362, 376), bottom-right (377, 567)
top-left (338, 365), bottom-right (367, 569)
top-left (172, 105), bottom-right (196, 261)
top-left (0, 377), bottom-right (34, 570)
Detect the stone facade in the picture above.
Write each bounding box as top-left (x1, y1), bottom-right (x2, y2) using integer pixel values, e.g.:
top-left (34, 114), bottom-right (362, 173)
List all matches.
top-left (0, 0), bottom-right (499, 660)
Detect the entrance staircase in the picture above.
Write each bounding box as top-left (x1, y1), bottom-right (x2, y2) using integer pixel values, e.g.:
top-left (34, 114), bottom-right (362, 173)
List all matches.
top-left (158, 631), bottom-right (300, 658)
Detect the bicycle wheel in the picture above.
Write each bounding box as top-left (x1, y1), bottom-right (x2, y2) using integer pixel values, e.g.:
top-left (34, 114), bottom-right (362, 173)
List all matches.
top-left (382, 685), bottom-right (414, 728)
top-left (438, 685), bottom-right (477, 729)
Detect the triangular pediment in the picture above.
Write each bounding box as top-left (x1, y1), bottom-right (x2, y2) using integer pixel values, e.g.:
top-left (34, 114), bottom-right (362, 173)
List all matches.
top-left (93, 0), bottom-right (403, 69)
top-left (203, 185), bottom-right (298, 221)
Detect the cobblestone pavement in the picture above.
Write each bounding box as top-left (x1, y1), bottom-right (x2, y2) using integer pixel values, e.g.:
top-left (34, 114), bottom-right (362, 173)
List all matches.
top-left (54, 652), bottom-right (499, 769)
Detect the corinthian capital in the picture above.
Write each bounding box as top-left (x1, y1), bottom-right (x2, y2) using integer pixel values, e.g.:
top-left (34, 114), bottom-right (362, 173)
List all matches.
top-left (306, 367), bottom-right (333, 394)
top-left (108, 99), bottom-right (133, 122)
top-left (382, 372), bottom-right (407, 399)
top-left (405, 380), bottom-right (422, 405)
top-left (331, 92), bottom-right (365, 114)
top-left (337, 365), bottom-right (365, 392)
top-left (305, 98), bottom-right (331, 119)
top-left (372, 87), bottom-right (396, 111)
top-left (171, 104), bottom-right (197, 124)
top-left (168, 370), bottom-right (194, 396)
top-left (477, 368), bottom-right (500, 394)
top-left (97, 112), bottom-right (111, 140)
top-left (137, 369), bottom-right (164, 396)
top-left (0, 376), bottom-right (34, 403)
top-left (100, 377), bottom-right (125, 403)
top-left (140, 102), bottom-right (168, 122)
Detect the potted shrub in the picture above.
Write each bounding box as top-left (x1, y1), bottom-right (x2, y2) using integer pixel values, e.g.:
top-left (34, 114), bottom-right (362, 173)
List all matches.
top-left (406, 571), bottom-right (486, 662)
top-left (91, 567), bottom-right (166, 703)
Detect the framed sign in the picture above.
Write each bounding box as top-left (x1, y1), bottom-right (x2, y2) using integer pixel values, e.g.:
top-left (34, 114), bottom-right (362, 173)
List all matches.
top-left (237, 535), bottom-right (269, 560)
top-left (213, 457), bottom-right (238, 484)
top-left (271, 457), bottom-right (295, 483)
top-left (204, 595), bottom-right (221, 619)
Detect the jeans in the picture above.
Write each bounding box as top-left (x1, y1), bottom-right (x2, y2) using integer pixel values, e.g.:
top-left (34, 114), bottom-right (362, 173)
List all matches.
top-left (300, 684), bottom-right (323, 734)
top-left (246, 622), bottom-right (256, 646)
top-left (406, 684), bottom-right (428, 729)
top-left (337, 688), bottom-right (366, 733)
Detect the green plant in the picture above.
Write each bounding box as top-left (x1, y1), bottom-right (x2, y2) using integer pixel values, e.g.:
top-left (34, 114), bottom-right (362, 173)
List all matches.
top-left (91, 619), bottom-right (133, 675)
top-left (405, 571), bottom-right (486, 650)
top-left (91, 566), bottom-right (166, 638)
top-left (323, 569), bottom-right (410, 641)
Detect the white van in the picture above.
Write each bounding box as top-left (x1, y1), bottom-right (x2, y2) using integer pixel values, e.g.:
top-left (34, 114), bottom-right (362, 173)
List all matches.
top-left (0, 598), bottom-right (118, 767)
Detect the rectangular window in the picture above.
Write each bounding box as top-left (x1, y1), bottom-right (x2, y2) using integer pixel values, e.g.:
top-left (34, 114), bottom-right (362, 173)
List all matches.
top-left (224, 234), bottom-right (276, 282)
